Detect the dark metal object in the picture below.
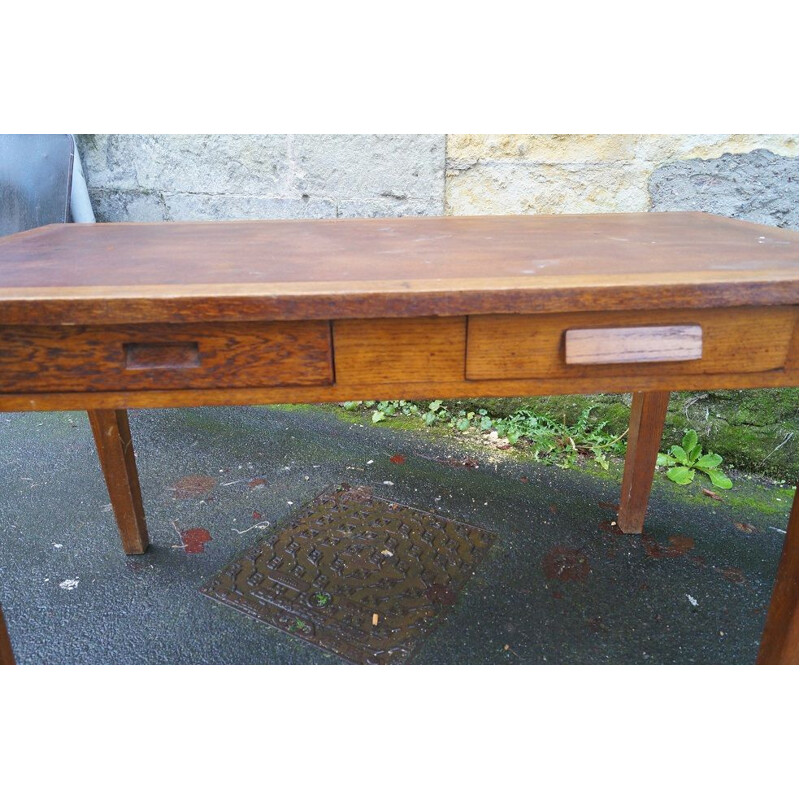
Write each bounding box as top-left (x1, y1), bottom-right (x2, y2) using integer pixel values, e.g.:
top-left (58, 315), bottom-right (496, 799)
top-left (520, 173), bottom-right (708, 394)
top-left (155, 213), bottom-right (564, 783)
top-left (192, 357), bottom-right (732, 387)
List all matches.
top-left (0, 134), bottom-right (74, 237)
top-left (201, 485), bottom-right (496, 664)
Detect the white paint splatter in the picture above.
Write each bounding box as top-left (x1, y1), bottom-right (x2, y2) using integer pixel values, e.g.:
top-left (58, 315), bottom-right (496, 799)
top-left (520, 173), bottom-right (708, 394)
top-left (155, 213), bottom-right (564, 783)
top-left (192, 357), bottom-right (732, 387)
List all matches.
top-left (59, 578), bottom-right (79, 591)
top-left (685, 594), bottom-right (698, 607)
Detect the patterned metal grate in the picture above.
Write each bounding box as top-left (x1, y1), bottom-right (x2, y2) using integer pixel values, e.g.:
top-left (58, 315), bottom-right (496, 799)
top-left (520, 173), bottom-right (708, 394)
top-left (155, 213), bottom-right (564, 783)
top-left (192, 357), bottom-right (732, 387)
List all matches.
top-left (201, 485), bottom-right (496, 664)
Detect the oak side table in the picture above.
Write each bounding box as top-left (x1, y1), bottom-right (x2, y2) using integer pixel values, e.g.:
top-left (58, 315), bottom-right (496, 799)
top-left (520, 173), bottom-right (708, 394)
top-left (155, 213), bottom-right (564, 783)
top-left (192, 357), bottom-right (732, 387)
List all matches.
top-left (1, 212), bottom-right (797, 664)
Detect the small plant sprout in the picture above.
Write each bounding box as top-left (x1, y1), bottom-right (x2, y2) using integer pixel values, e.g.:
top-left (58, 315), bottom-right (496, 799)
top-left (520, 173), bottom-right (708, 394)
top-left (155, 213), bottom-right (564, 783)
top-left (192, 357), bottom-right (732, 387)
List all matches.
top-left (657, 430), bottom-right (732, 489)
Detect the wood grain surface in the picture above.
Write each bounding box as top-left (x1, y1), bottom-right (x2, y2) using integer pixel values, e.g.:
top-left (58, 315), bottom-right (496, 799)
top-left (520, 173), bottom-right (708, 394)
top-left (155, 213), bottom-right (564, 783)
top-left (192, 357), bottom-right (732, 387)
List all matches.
top-left (757, 492), bottom-right (799, 664)
top-left (466, 306), bottom-right (797, 380)
top-left (617, 391), bottom-right (671, 534)
top-left (88, 409), bottom-right (149, 554)
top-left (565, 325), bottom-right (702, 365)
top-left (0, 365), bottom-right (795, 413)
top-left (0, 320), bottom-right (333, 392)
top-left (0, 605), bottom-right (14, 665)
top-left (334, 317), bottom-right (466, 385)
top-left (0, 213), bottom-right (796, 325)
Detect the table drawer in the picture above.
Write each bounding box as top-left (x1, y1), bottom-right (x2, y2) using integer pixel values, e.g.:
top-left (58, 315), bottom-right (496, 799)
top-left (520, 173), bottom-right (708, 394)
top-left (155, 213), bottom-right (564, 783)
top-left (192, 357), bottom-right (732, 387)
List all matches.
top-left (0, 321), bottom-right (333, 392)
top-left (466, 307), bottom-right (797, 381)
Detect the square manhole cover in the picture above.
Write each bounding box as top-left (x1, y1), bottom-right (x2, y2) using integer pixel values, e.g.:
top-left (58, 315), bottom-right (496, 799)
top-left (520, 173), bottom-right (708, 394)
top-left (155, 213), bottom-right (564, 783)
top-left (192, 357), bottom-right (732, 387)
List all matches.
top-left (201, 484), bottom-right (496, 664)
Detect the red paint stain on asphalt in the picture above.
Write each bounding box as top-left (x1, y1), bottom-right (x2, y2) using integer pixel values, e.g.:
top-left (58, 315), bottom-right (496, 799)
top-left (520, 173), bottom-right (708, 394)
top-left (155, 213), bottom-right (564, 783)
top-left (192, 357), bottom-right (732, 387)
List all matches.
top-left (170, 475), bottom-right (217, 499)
top-left (389, 454), bottom-right (406, 464)
top-left (181, 528), bottom-right (212, 554)
top-left (716, 566), bottom-right (746, 585)
top-left (667, 535), bottom-right (695, 554)
top-left (252, 511), bottom-right (263, 520)
top-left (642, 534), bottom-right (695, 558)
top-left (542, 547), bottom-right (591, 582)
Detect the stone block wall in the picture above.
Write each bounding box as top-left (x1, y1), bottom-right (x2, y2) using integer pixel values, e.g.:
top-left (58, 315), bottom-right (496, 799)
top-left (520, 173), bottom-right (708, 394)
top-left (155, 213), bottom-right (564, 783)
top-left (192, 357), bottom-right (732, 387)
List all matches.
top-left (76, 134), bottom-right (446, 222)
top-left (445, 134), bottom-right (798, 226)
top-left (77, 133), bottom-right (798, 230)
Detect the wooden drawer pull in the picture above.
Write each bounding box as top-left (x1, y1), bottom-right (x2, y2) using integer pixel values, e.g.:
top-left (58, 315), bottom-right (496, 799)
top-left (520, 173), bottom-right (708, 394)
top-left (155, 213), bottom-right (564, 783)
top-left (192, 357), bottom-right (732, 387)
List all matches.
top-left (124, 342), bottom-right (200, 370)
top-left (565, 325), bottom-right (702, 365)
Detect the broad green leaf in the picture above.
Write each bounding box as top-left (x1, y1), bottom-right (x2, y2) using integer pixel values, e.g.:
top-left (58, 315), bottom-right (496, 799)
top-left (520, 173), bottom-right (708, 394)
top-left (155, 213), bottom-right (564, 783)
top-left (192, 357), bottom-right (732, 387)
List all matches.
top-left (423, 412), bottom-right (436, 425)
top-left (706, 469), bottom-right (732, 489)
top-left (670, 445), bottom-right (689, 464)
top-left (428, 400), bottom-right (442, 412)
top-left (695, 453), bottom-right (723, 469)
top-left (594, 452), bottom-right (610, 470)
top-left (682, 430), bottom-right (698, 453)
top-left (688, 444), bottom-right (703, 463)
top-left (371, 410), bottom-right (386, 423)
top-left (456, 418), bottom-right (470, 431)
top-left (657, 453), bottom-right (676, 467)
top-left (667, 466), bottom-right (695, 485)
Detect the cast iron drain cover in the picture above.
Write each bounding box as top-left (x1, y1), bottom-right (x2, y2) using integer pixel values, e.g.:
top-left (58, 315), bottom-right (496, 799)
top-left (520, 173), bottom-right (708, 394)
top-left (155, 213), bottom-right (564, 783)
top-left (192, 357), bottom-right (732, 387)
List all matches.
top-left (201, 485), bottom-right (496, 664)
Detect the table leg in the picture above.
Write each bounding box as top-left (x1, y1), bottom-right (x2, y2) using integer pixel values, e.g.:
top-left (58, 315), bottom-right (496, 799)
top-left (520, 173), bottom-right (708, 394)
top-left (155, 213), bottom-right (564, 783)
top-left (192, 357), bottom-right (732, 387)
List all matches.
top-left (617, 391), bottom-right (670, 534)
top-left (0, 604), bottom-right (15, 665)
top-left (757, 492), bottom-right (798, 664)
top-left (88, 409), bottom-right (149, 555)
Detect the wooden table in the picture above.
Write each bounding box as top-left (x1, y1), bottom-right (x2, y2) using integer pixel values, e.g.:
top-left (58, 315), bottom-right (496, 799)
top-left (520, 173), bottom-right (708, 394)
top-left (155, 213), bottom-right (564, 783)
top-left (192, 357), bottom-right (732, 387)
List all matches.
top-left (1, 212), bottom-right (797, 664)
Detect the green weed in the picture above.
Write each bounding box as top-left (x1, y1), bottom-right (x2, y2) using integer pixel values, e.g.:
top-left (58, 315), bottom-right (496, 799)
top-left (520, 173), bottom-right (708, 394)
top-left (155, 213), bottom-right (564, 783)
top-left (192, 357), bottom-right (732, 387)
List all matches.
top-left (657, 429), bottom-right (732, 489)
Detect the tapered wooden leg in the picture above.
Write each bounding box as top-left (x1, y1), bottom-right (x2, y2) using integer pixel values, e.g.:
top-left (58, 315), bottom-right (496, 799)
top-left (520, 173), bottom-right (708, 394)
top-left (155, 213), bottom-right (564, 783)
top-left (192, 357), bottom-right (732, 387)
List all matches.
top-left (88, 409), bottom-right (149, 555)
top-left (0, 604), bottom-right (15, 665)
top-left (617, 391), bottom-right (670, 534)
top-left (757, 492), bottom-right (798, 664)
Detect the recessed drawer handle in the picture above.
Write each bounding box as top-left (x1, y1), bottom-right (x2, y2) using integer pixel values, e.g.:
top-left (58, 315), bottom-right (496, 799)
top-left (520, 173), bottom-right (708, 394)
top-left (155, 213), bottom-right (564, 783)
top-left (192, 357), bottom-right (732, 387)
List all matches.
top-left (124, 342), bottom-right (201, 370)
top-left (565, 325), bottom-right (702, 365)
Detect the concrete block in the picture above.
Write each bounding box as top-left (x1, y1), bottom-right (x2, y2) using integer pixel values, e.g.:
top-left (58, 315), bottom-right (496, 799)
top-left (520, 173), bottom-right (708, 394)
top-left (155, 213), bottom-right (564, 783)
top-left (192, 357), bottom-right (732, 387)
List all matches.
top-left (649, 148), bottom-right (799, 228)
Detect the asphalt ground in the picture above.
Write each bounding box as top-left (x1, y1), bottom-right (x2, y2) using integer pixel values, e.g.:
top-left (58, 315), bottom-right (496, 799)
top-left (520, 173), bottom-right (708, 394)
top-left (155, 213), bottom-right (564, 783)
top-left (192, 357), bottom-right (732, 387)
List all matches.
top-left (0, 404), bottom-right (792, 664)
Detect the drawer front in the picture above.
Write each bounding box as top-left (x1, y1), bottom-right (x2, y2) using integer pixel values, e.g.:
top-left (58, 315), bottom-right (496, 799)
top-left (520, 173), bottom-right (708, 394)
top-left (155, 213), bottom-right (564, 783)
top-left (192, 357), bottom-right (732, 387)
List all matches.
top-left (0, 321), bottom-right (333, 392)
top-left (467, 307), bottom-right (797, 381)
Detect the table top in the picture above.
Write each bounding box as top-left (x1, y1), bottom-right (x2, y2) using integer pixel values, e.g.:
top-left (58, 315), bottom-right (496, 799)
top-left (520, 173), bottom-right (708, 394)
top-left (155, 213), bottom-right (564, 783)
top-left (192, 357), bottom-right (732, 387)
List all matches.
top-left (0, 212), bottom-right (796, 325)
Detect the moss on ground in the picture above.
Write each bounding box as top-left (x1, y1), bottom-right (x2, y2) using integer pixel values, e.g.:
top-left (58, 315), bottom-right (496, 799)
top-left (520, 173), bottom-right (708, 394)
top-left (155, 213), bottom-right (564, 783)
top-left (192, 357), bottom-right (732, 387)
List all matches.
top-left (663, 389), bottom-right (798, 481)
top-left (437, 390), bottom-right (798, 481)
